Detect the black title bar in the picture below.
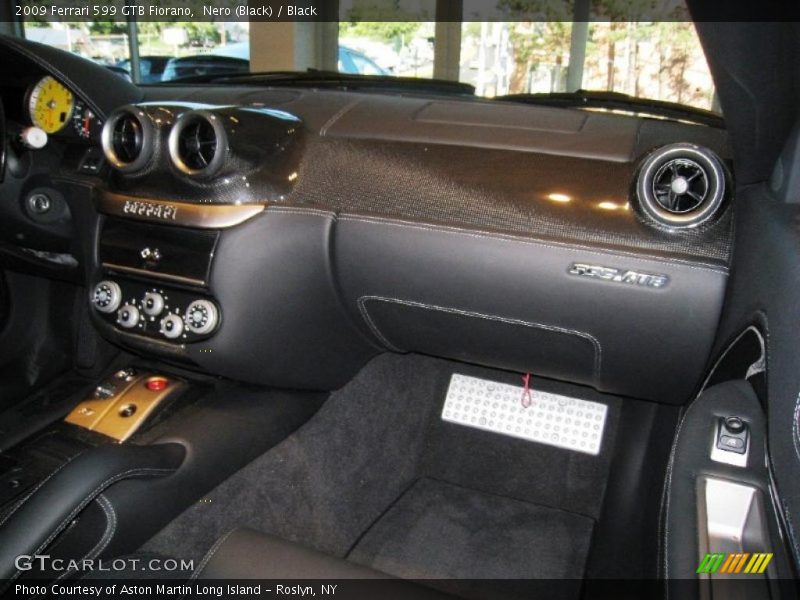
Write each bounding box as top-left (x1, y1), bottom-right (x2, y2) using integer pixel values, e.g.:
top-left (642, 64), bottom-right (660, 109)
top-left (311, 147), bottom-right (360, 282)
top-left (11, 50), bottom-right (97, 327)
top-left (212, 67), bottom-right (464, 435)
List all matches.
top-left (8, 0), bottom-right (800, 23)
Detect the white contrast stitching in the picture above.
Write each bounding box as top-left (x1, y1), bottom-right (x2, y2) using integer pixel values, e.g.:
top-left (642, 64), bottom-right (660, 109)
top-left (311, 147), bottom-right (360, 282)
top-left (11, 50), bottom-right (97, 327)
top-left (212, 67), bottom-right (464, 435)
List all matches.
top-left (356, 299), bottom-right (403, 352)
top-left (337, 214), bottom-right (729, 274)
top-left (266, 206), bottom-right (337, 219)
top-left (261, 205), bottom-right (729, 273)
top-left (357, 295), bottom-right (602, 381)
top-left (53, 494), bottom-right (118, 582)
top-left (782, 498), bottom-right (800, 561)
top-left (190, 528), bottom-right (238, 580)
top-left (33, 468), bottom-right (173, 555)
top-left (660, 400), bottom-right (692, 583)
top-left (8, 467), bottom-right (174, 583)
top-left (0, 453), bottom-right (84, 527)
top-left (90, 494), bottom-right (118, 558)
top-left (793, 393), bottom-right (800, 464)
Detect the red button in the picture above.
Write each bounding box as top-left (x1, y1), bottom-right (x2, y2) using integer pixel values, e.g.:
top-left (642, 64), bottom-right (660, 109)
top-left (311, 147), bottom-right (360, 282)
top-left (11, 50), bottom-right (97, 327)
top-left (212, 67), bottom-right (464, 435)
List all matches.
top-left (146, 377), bottom-right (168, 392)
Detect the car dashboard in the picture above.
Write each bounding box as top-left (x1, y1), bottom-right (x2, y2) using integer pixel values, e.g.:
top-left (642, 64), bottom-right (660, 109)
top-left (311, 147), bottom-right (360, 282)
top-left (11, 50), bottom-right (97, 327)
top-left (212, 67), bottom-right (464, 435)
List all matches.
top-left (0, 35), bottom-right (734, 405)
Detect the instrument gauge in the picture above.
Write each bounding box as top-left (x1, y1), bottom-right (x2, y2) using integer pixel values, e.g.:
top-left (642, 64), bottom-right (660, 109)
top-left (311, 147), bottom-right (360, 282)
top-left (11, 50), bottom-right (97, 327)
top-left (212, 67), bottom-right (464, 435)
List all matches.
top-left (72, 99), bottom-right (101, 139)
top-left (28, 76), bottom-right (74, 134)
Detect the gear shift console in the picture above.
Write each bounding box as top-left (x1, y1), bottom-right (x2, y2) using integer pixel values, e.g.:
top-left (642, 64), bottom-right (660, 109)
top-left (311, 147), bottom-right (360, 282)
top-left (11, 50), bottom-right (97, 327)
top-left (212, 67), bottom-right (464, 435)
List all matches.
top-left (65, 369), bottom-right (185, 442)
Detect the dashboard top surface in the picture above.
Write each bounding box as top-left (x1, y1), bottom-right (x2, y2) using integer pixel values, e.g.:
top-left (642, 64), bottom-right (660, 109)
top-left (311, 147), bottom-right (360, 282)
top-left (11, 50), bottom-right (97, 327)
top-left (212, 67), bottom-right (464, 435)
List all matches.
top-left (0, 34), bottom-right (734, 269)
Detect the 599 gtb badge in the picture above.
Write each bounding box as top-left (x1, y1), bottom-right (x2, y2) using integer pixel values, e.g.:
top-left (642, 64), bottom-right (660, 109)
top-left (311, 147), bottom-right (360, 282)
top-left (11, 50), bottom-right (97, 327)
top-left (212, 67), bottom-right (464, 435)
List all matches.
top-left (568, 263), bottom-right (669, 289)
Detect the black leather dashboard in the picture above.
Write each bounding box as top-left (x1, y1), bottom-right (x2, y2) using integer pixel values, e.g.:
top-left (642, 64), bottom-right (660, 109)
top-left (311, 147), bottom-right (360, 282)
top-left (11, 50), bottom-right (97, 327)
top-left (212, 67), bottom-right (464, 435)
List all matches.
top-left (0, 36), bottom-right (735, 405)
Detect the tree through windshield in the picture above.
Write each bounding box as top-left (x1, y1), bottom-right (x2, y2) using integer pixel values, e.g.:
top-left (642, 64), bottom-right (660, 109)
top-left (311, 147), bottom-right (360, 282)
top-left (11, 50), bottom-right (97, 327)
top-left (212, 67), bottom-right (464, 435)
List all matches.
top-left (20, 0), bottom-right (716, 112)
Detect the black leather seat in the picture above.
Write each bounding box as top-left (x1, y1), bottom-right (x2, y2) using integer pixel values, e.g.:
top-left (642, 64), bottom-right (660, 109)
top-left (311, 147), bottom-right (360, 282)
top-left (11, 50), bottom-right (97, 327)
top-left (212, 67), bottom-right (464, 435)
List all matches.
top-left (193, 528), bottom-right (451, 598)
top-left (194, 528), bottom-right (386, 579)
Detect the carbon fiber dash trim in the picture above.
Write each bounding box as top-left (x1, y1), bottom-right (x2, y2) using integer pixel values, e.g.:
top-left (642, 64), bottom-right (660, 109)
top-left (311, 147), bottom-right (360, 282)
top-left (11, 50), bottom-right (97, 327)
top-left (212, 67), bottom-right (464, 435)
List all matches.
top-left (288, 137), bottom-right (733, 266)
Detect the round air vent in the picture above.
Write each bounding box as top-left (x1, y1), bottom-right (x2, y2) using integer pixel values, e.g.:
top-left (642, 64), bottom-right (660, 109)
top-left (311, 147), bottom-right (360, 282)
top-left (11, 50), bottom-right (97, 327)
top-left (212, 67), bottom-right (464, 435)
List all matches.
top-left (168, 111), bottom-right (227, 177)
top-left (101, 106), bottom-right (154, 172)
top-left (635, 143), bottom-right (728, 228)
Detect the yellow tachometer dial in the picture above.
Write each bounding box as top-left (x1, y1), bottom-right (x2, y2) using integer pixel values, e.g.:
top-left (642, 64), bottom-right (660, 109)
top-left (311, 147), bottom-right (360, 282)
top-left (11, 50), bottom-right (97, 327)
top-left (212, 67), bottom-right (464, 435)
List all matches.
top-left (28, 76), bottom-right (74, 134)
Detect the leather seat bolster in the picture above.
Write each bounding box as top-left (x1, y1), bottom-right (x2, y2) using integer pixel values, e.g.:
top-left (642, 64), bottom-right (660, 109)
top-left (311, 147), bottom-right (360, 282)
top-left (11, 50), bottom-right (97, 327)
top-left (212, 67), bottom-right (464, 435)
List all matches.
top-left (0, 443), bottom-right (184, 584)
top-left (194, 528), bottom-right (388, 580)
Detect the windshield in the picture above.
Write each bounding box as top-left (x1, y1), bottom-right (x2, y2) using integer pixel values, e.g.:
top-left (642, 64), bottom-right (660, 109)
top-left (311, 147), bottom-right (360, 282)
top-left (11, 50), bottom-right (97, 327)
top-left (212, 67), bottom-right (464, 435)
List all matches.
top-left (19, 2), bottom-right (717, 113)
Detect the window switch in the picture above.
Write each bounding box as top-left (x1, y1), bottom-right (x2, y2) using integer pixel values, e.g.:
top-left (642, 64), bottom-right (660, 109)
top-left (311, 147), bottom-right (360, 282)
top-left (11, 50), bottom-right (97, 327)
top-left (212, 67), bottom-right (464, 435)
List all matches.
top-left (719, 435), bottom-right (745, 452)
top-left (716, 416), bottom-right (748, 455)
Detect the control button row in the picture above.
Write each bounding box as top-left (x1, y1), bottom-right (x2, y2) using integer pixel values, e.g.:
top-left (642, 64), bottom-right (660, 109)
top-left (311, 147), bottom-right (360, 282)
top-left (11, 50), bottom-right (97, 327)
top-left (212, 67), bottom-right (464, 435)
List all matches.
top-left (157, 301), bottom-right (218, 338)
top-left (91, 280), bottom-right (219, 339)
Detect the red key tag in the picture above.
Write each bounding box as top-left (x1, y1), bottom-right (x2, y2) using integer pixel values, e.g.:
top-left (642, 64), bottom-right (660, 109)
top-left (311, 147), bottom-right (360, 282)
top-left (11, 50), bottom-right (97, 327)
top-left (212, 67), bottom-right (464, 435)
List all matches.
top-left (521, 373), bottom-right (533, 408)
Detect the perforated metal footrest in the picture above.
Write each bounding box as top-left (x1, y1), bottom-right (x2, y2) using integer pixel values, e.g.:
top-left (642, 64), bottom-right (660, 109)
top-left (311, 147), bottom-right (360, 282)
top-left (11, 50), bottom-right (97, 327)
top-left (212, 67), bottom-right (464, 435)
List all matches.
top-left (442, 374), bottom-right (608, 455)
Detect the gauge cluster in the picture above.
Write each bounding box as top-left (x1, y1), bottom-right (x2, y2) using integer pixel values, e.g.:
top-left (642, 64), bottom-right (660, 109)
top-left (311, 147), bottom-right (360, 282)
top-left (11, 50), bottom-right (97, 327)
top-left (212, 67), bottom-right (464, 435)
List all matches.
top-left (27, 75), bottom-right (73, 133)
top-left (25, 75), bottom-right (102, 141)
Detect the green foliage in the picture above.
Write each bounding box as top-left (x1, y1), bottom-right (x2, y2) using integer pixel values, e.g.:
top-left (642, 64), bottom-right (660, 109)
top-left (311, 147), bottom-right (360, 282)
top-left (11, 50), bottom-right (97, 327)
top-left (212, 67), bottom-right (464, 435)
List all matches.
top-left (508, 21), bottom-right (572, 65)
top-left (497, 0), bottom-right (689, 20)
top-left (591, 0), bottom-right (689, 20)
top-left (180, 23), bottom-right (222, 45)
top-left (340, 0), bottom-right (424, 43)
top-left (88, 21), bottom-right (126, 35)
top-left (342, 0), bottom-right (432, 20)
top-left (498, 0), bottom-right (573, 21)
top-left (340, 21), bottom-right (421, 43)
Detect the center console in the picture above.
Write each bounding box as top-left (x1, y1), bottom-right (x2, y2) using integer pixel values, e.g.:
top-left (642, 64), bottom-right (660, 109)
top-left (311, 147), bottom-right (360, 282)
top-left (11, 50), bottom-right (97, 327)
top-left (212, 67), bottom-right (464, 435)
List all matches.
top-left (0, 367), bottom-right (195, 517)
top-left (65, 368), bottom-right (185, 442)
top-left (0, 362), bottom-right (325, 583)
top-left (86, 101), bottom-right (303, 351)
top-left (0, 103), bottom-right (340, 582)
top-left (91, 215), bottom-right (221, 344)
top-left (82, 102), bottom-right (376, 391)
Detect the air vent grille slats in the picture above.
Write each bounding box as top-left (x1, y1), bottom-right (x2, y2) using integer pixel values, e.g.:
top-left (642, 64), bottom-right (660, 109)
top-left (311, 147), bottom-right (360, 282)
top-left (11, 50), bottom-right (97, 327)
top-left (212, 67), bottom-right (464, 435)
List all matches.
top-left (635, 144), bottom-right (727, 229)
top-left (111, 114), bottom-right (143, 164)
top-left (178, 119), bottom-right (218, 170)
top-left (168, 111), bottom-right (226, 178)
top-left (101, 106), bottom-right (154, 172)
top-left (652, 158), bottom-right (709, 214)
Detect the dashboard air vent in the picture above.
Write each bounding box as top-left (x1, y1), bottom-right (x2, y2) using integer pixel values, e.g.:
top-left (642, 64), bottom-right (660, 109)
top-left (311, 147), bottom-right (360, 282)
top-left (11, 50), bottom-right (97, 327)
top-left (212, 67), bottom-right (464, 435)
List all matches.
top-left (168, 111), bottom-right (227, 177)
top-left (635, 143), bottom-right (727, 229)
top-left (112, 114), bottom-right (143, 163)
top-left (101, 107), bottom-right (154, 172)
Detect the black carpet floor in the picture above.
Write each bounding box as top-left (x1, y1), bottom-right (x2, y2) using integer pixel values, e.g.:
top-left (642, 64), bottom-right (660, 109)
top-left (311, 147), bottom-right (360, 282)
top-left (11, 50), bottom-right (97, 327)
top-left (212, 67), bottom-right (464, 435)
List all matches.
top-left (350, 478), bottom-right (591, 599)
top-left (350, 478), bottom-right (593, 579)
top-left (142, 353), bottom-right (620, 593)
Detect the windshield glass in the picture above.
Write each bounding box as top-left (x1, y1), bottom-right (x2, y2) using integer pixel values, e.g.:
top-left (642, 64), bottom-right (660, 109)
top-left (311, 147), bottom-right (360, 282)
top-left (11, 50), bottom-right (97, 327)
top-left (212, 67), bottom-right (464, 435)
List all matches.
top-left (19, 1), bottom-right (717, 113)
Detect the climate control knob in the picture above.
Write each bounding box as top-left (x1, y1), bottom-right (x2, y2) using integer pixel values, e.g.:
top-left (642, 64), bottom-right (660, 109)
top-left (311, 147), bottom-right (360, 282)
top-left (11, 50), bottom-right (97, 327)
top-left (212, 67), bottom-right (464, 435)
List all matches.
top-left (92, 281), bottom-right (122, 314)
top-left (142, 291), bottom-right (165, 316)
top-left (159, 313), bottom-right (184, 339)
top-left (116, 304), bottom-right (140, 329)
top-left (184, 299), bottom-right (219, 335)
